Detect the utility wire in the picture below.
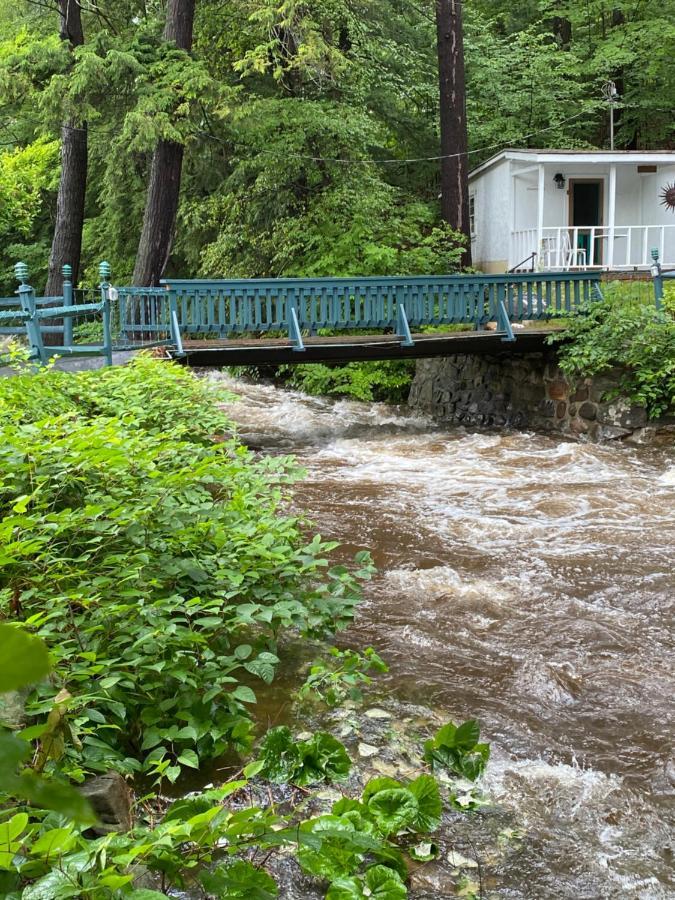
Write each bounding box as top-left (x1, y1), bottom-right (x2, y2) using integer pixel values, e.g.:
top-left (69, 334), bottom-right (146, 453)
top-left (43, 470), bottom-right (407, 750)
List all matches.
top-left (196, 108), bottom-right (595, 166)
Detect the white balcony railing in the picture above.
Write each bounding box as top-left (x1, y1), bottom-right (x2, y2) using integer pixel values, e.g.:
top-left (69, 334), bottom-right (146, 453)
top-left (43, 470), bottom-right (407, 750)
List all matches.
top-left (511, 225), bottom-right (675, 271)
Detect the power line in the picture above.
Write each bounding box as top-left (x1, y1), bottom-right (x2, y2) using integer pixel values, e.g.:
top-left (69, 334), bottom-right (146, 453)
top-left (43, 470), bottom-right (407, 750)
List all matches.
top-left (196, 108), bottom-right (594, 166)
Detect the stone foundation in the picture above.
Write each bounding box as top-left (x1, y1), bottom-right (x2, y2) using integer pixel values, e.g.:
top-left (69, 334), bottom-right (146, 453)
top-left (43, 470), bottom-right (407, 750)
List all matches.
top-left (408, 351), bottom-right (675, 444)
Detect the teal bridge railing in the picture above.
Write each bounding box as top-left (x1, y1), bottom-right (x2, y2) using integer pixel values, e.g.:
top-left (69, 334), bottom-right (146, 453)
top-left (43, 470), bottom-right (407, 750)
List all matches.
top-left (11, 257), bottom-right (666, 366)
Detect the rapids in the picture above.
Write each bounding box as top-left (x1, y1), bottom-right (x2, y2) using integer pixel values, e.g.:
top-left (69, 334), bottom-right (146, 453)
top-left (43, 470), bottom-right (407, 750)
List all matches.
top-left (212, 372), bottom-right (675, 899)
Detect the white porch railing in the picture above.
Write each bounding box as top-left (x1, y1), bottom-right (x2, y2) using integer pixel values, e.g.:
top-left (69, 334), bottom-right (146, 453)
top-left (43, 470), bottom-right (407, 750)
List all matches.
top-left (511, 225), bottom-right (675, 271)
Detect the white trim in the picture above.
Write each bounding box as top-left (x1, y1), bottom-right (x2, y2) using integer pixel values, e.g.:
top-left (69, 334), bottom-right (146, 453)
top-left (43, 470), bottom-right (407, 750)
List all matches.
top-left (536, 164), bottom-right (545, 265)
top-left (469, 149), bottom-right (675, 181)
top-left (607, 164), bottom-right (617, 269)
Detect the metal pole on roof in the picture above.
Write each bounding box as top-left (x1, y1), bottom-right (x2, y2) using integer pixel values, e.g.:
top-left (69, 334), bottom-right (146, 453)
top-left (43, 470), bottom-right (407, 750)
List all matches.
top-left (602, 81), bottom-right (619, 150)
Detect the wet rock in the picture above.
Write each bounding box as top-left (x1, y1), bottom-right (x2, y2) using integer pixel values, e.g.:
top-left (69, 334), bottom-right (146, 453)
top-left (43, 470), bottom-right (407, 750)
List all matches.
top-left (547, 380), bottom-right (568, 401)
top-left (79, 772), bottom-right (133, 834)
top-left (409, 863), bottom-right (458, 896)
top-left (595, 424), bottom-right (632, 441)
top-left (569, 417), bottom-right (588, 435)
top-left (447, 850), bottom-right (479, 869)
top-left (358, 742), bottom-right (380, 758)
top-left (364, 708), bottom-right (392, 719)
top-left (0, 688), bottom-right (29, 729)
top-left (578, 401), bottom-right (597, 421)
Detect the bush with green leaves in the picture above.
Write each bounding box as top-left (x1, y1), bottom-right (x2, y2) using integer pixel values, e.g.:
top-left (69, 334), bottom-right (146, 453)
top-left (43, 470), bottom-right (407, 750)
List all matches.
top-left (277, 360), bottom-right (416, 404)
top-left (0, 358), bottom-right (373, 782)
top-left (0, 359), bottom-right (492, 898)
top-left (549, 294), bottom-right (675, 419)
top-left (300, 646), bottom-right (389, 707)
top-left (253, 727), bottom-right (352, 786)
top-left (424, 720), bottom-right (491, 782)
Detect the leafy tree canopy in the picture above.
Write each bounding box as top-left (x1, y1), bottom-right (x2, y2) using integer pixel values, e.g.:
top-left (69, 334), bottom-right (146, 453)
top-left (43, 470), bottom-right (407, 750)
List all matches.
top-left (0, 0), bottom-right (672, 292)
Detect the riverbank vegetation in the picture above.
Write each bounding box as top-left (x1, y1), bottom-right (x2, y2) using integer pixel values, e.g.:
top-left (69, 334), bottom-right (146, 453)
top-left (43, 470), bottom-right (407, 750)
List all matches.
top-left (551, 286), bottom-right (675, 419)
top-left (0, 358), bottom-right (490, 897)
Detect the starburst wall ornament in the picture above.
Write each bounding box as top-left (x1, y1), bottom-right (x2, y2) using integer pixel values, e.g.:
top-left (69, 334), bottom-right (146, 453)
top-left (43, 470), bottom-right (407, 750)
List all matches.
top-left (660, 183), bottom-right (675, 212)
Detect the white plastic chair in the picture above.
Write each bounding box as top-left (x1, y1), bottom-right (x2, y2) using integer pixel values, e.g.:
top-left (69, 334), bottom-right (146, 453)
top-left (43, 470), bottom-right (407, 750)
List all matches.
top-left (560, 231), bottom-right (587, 269)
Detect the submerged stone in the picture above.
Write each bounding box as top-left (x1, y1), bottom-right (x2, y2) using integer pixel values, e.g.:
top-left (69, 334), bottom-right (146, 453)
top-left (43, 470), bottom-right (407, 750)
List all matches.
top-left (364, 707), bottom-right (392, 719)
top-left (358, 742), bottom-right (380, 758)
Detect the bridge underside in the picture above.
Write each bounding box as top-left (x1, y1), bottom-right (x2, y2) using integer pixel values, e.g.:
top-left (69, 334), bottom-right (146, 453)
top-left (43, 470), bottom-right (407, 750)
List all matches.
top-left (172, 328), bottom-right (562, 367)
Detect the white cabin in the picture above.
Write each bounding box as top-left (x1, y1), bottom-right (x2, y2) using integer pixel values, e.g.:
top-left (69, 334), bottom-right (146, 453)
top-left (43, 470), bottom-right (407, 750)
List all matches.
top-left (468, 149), bottom-right (675, 273)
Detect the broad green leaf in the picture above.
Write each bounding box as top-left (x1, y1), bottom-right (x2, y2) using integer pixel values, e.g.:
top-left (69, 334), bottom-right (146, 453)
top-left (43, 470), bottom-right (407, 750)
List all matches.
top-left (30, 827), bottom-right (77, 858)
top-left (0, 813), bottom-right (28, 869)
top-left (408, 774), bottom-right (442, 832)
top-left (200, 860), bottom-right (278, 898)
top-left (366, 788), bottom-right (418, 836)
top-left (177, 749), bottom-right (200, 769)
top-left (364, 864), bottom-right (408, 898)
top-left (453, 720), bottom-right (480, 750)
top-left (0, 625), bottom-right (50, 692)
top-left (326, 877), bottom-right (364, 899)
top-left (232, 685), bottom-right (257, 704)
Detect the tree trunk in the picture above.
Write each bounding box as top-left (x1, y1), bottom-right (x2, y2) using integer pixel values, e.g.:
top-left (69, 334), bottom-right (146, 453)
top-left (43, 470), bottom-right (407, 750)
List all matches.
top-left (435, 0), bottom-right (472, 267)
top-left (45, 0), bottom-right (87, 300)
top-left (132, 0), bottom-right (196, 286)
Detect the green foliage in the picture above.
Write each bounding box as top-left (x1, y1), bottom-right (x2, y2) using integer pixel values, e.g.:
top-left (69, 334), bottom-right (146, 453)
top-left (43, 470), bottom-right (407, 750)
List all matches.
top-left (0, 357), bottom-right (492, 899)
top-left (300, 646), bottom-right (388, 707)
top-left (0, 626), bottom-right (95, 824)
top-left (0, 359), bottom-right (372, 783)
top-left (423, 720), bottom-right (491, 782)
top-left (326, 864), bottom-right (408, 899)
top-left (279, 360), bottom-right (416, 403)
top-left (255, 727), bottom-right (352, 786)
top-left (5, 0), bottom-right (672, 289)
top-left (550, 294), bottom-right (675, 419)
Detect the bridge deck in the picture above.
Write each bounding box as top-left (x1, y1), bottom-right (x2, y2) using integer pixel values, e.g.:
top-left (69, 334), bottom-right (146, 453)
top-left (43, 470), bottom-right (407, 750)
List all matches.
top-left (174, 327), bottom-right (563, 367)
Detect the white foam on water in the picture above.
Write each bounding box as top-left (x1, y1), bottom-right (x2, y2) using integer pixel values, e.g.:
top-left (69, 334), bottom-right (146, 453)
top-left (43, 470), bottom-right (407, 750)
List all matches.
top-left (659, 466), bottom-right (675, 485)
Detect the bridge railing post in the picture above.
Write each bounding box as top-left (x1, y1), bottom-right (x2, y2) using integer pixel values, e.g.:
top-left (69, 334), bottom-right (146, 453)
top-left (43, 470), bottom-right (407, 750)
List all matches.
top-left (62, 264), bottom-right (74, 348)
top-left (15, 262), bottom-right (46, 364)
top-left (98, 260), bottom-right (113, 366)
top-left (651, 248), bottom-right (663, 311)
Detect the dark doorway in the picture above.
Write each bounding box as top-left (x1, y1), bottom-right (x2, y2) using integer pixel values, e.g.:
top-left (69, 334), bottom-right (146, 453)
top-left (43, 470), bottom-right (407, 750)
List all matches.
top-left (569, 179), bottom-right (604, 264)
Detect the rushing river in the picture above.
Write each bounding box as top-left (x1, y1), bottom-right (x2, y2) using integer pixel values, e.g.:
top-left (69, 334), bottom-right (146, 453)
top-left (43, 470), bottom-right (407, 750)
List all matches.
top-left (212, 372), bottom-right (675, 899)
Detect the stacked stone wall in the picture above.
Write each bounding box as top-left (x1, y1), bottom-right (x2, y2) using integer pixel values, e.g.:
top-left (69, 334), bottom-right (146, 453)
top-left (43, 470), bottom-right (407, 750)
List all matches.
top-left (408, 351), bottom-right (675, 444)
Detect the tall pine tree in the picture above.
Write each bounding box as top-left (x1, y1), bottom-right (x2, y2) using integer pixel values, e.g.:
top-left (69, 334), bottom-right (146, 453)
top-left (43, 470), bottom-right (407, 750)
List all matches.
top-left (45, 0), bottom-right (87, 297)
top-left (132, 0), bottom-right (196, 286)
top-left (436, 0), bottom-right (471, 266)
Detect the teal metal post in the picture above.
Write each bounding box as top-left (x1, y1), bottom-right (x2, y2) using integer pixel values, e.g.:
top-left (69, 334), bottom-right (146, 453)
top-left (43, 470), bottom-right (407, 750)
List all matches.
top-left (497, 299), bottom-right (516, 342)
top-left (15, 262), bottom-right (46, 364)
top-left (168, 289), bottom-right (185, 356)
top-left (99, 261), bottom-right (113, 366)
top-left (651, 248), bottom-right (663, 311)
top-left (396, 303), bottom-right (414, 347)
top-left (288, 297), bottom-right (305, 351)
top-left (62, 264), bottom-right (73, 348)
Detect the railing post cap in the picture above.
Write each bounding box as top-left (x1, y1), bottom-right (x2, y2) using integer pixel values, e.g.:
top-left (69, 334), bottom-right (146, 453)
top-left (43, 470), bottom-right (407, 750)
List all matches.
top-left (62, 264), bottom-right (72, 278)
top-left (14, 261), bottom-right (29, 283)
top-left (99, 260), bottom-right (111, 281)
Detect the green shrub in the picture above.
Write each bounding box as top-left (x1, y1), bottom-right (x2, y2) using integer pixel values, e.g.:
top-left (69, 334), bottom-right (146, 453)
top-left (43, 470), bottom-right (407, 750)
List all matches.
top-left (550, 295), bottom-right (675, 419)
top-left (0, 359), bottom-right (373, 781)
top-left (278, 360), bottom-right (416, 403)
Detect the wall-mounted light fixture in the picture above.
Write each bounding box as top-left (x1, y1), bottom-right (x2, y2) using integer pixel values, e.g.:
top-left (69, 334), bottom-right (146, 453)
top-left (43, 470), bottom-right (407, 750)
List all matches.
top-left (553, 173), bottom-right (566, 190)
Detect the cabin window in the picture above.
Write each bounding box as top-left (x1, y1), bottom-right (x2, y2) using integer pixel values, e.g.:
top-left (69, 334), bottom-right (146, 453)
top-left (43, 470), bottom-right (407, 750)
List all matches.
top-left (469, 195), bottom-right (476, 236)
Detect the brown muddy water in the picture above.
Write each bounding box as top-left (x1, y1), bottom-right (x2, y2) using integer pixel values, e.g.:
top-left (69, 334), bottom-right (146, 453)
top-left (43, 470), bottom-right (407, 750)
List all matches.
top-left (211, 372), bottom-right (675, 900)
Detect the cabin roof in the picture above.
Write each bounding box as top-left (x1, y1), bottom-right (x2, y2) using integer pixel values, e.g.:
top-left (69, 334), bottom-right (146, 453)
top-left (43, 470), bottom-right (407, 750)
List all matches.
top-left (469, 148), bottom-right (675, 180)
